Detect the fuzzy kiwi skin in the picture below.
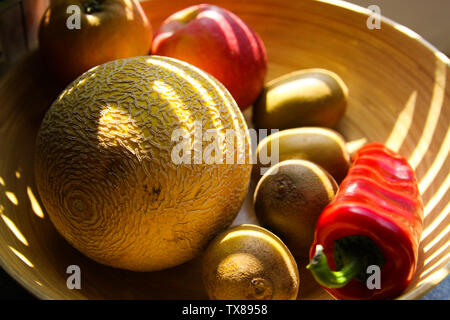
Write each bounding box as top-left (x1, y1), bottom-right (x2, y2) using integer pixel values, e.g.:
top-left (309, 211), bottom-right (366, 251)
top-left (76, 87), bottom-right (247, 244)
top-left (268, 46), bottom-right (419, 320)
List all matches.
top-left (254, 160), bottom-right (338, 259)
top-left (254, 127), bottom-right (350, 183)
top-left (253, 68), bottom-right (348, 130)
top-left (202, 224), bottom-right (299, 300)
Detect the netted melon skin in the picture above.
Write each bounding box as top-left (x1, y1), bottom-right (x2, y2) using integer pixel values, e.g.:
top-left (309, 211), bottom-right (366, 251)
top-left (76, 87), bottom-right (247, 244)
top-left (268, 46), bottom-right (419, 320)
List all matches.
top-left (35, 56), bottom-right (252, 271)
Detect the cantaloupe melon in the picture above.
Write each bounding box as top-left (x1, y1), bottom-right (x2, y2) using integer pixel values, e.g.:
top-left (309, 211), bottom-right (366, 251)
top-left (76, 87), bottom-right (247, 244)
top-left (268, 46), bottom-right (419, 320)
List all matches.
top-left (35, 56), bottom-right (252, 271)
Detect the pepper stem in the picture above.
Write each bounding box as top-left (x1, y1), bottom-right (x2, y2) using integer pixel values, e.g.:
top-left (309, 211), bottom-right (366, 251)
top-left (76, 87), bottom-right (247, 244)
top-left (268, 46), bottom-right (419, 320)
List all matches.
top-left (307, 245), bottom-right (363, 289)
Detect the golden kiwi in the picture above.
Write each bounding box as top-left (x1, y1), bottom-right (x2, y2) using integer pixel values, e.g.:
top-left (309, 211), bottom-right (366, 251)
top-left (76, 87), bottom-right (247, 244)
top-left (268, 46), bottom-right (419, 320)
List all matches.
top-left (254, 127), bottom-right (350, 183)
top-left (254, 159), bottom-right (338, 258)
top-left (202, 224), bottom-right (299, 300)
top-left (253, 68), bottom-right (348, 130)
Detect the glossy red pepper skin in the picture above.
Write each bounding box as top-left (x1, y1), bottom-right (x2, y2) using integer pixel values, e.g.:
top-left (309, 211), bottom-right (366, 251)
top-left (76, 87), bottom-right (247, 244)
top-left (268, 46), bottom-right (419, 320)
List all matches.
top-left (310, 142), bottom-right (423, 299)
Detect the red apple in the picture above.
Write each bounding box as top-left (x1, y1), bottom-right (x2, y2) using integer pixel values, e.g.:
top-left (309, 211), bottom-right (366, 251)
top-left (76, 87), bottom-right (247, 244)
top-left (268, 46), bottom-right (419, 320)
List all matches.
top-left (39, 0), bottom-right (153, 85)
top-left (152, 4), bottom-right (267, 110)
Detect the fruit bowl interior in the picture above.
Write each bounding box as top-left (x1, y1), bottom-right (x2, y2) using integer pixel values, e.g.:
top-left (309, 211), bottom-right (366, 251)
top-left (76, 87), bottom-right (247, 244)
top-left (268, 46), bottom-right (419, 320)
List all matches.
top-left (0, 0), bottom-right (449, 299)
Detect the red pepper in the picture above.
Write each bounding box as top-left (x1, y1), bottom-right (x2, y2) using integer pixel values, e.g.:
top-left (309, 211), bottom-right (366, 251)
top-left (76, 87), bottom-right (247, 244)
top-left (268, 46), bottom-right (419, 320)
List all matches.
top-left (307, 142), bottom-right (423, 299)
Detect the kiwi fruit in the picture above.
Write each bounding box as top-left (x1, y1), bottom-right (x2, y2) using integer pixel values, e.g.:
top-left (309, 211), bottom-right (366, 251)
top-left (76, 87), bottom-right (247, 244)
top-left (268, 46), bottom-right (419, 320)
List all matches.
top-left (202, 224), bottom-right (299, 300)
top-left (253, 68), bottom-right (348, 130)
top-left (254, 159), bottom-right (338, 258)
top-left (254, 127), bottom-right (350, 183)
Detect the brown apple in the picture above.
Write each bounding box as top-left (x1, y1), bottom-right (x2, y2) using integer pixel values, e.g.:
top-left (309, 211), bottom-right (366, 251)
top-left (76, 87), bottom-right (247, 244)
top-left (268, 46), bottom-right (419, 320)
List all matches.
top-left (39, 0), bottom-right (153, 84)
top-left (152, 4), bottom-right (267, 110)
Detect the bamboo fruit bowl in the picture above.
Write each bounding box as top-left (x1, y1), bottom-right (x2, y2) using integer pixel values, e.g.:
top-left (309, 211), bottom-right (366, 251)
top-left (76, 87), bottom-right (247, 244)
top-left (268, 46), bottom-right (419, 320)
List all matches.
top-left (0, 0), bottom-right (449, 300)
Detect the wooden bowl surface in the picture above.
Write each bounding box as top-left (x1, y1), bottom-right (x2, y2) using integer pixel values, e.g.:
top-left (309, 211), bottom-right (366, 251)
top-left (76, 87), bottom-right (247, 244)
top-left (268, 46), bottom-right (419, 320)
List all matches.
top-left (0, 0), bottom-right (448, 299)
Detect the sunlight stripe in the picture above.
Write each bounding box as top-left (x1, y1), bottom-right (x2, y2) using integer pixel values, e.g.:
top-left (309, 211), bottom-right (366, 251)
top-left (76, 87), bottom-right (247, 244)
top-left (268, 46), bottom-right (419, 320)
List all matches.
top-left (8, 246), bottom-right (34, 268)
top-left (421, 202), bottom-right (449, 240)
top-left (1, 214), bottom-right (29, 246)
top-left (385, 91), bottom-right (417, 151)
top-left (424, 240), bottom-right (450, 266)
top-left (420, 253), bottom-right (450, 280)
top-left (418, 129), bottom-right (450, 195)
top-left (423, 172), bottom-right (450, 217)
top-left (424, 224), bottom-right (450, 253)
top-left (417, 264), bottom-right (449, 287)
top-left (408, 60), bottom-right (446, 169)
